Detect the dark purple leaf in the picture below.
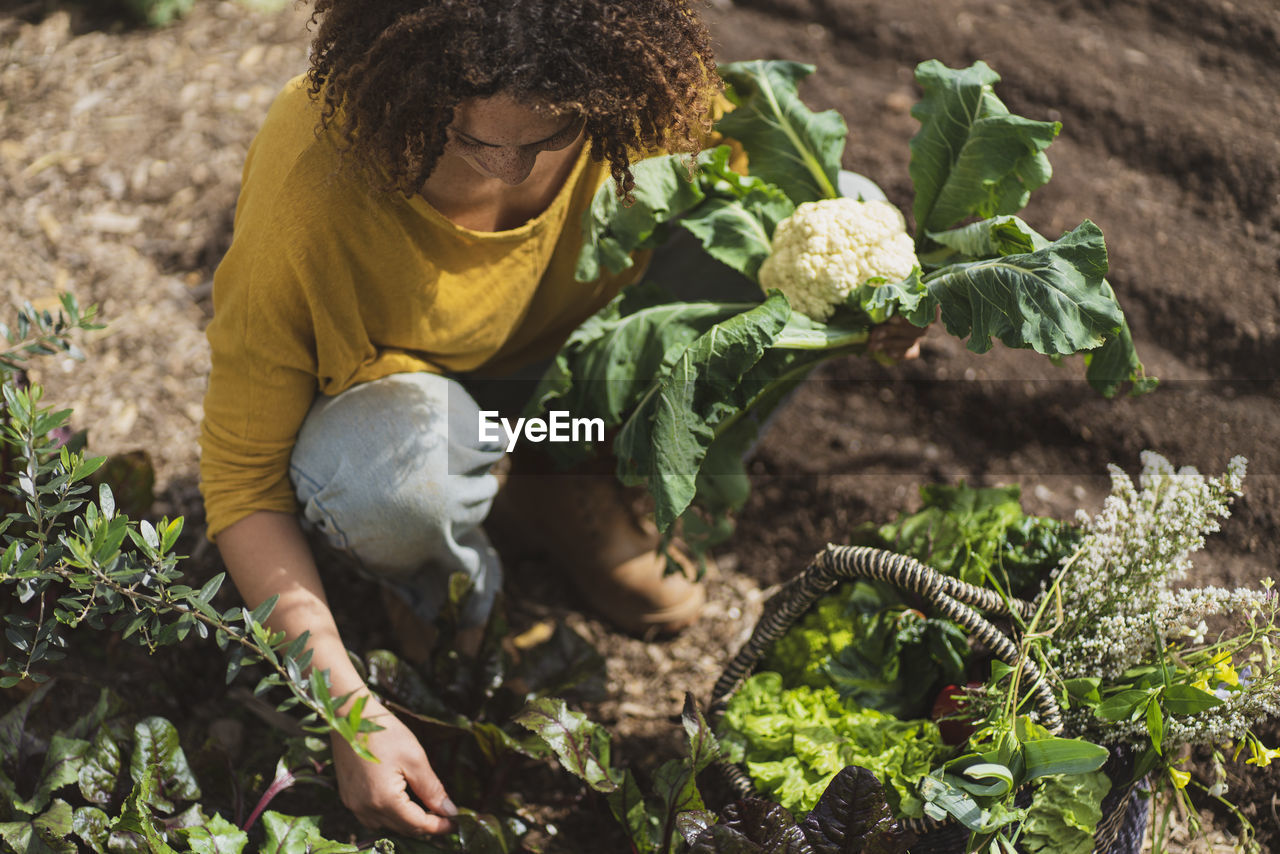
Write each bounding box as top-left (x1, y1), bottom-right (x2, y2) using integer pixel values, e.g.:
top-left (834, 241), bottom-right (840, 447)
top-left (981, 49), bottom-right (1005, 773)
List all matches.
top-left (719, 798), bottom-right (812, 853)
top-left (798, 767), bottom-right (913, 854)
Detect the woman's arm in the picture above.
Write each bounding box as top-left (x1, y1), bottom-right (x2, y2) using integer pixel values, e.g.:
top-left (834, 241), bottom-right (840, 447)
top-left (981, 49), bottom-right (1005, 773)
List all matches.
top-left (215, 510), bottom-right (458, 836)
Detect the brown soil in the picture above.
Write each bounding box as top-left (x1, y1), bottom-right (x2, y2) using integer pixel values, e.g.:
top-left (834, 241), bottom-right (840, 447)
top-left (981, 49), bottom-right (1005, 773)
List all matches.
top-left (1, 0), bottom-right (1277, 851)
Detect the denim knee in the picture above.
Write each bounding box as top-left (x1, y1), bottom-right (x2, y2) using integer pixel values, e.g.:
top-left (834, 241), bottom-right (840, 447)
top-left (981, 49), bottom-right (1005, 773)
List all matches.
top-left (289, 372), bottom-right (504, 622)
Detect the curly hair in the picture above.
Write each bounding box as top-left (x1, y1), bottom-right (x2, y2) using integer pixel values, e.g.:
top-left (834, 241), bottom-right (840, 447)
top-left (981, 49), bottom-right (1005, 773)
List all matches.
top-left (305, 0), bottom-right (720, 199)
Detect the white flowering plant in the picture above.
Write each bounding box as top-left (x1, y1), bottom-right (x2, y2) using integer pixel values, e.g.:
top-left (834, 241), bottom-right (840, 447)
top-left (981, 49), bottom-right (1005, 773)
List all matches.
top-left (721, 451), bottom-right (1278, 854)
top-left (945, 452), bottom-right (1279, 852)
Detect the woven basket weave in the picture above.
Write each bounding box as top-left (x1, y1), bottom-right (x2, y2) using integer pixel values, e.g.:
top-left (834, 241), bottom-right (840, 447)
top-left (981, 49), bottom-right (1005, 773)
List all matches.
top-left (708, 545), bottom-right (1148, 854)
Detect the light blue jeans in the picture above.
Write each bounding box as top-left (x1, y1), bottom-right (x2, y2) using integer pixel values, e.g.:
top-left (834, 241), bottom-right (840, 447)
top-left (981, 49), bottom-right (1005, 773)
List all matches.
top-left (289, 171), bottom-right (883, 628)
top-left (289, 372), bottom-right (505, 627)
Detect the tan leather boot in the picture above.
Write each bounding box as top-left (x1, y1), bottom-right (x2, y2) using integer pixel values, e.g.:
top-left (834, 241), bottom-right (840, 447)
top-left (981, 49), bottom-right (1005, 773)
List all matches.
top-left (489, 450), bottom-right (706, 635)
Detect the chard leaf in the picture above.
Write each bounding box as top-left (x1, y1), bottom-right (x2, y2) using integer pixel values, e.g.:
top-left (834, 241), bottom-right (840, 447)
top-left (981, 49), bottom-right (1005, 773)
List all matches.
top-left (798, 766), bottom-right (912, 854)
top-left (260, 811), bottom-right (358, 853)
top-left (110, 773), bottom-right (177, 854)
top-left (608, 771), bottom-right (658, 854)
top-left (909, 60), bottom-right (1059, 235)
top-left (650, 698), bottom-right (722, 852)
top-left (682, 694), bottom-right (722, 775)
top-left (71, 806), bottom-right (110, 853)
top-left (716, 60), bottom-right (845, 204)
top-left (509, 621), bottom-right (604, 701)
top-left (178, 813), bottom-right (248, 854)
top-left (921, 220), bottom-right (1121, 356)
top-left (14, 733), bottom-right (89, 815)
top-left (689, 825), bottom-right (769, 853)
top-left (456, 811), bottom-right (520, 854)
top-left (364, 649), bottom-right (457, 723)
top-left (128, 718), bottom-right (200, 814)
top-left (514, 698), bottom-right (621, 793)
top-left (0, 798), bottom-right (76, 854)
top-left (576, 154), bottom-right (706, 280)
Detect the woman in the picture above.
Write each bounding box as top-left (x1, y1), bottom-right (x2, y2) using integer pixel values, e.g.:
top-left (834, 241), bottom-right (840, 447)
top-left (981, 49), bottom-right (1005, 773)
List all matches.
top-left (202, 0), bottom-right (924, 837)
top-left (201, 0), bottom-right (731, 837)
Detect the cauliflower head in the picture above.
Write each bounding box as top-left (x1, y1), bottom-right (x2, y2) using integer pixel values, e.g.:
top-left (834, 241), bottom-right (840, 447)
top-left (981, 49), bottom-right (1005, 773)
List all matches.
top-left (758, 198), bottom-right (918, 321)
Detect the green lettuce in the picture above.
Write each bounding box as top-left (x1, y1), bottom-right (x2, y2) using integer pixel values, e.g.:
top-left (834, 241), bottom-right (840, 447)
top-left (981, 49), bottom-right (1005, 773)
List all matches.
top-left (854, 482), bottom-right (1083, 597)
top-left (759, 581), bottom-right (969, 719)
top-left (719, 673), bottom-right (948, 817)
top-left (1019, 769), bottom-right (1112, 854)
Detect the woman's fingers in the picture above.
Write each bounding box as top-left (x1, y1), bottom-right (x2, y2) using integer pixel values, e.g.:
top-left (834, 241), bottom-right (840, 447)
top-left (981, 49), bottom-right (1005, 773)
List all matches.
top-left (333, 711), bottom-right (457, 837)
top-left (402, 752), bottom-right (459, 825)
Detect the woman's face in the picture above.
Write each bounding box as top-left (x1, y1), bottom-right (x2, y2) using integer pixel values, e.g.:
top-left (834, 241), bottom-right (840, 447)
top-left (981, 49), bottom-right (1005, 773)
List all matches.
top-left (444, 93), bottom-right (584, 186)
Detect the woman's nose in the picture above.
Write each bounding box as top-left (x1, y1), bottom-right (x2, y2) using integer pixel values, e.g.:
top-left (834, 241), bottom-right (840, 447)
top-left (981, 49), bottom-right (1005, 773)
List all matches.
top-left (484, 148), bottom-right (539, 185)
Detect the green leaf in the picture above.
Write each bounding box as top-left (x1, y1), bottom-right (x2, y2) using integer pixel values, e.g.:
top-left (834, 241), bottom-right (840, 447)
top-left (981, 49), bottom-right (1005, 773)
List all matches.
top-left (77, 726), bottom-right (122, 805)
top-left (0, 678), bottom-right (54, 766)
top-left (260, 811), bottom-right (357, 853)
top-left (909, 60), bottom-right (1059, 235)
top-left (514, 697), bottom-right (621, 793)
top-left (1094, 689), bottom-right (1153, 722)
top-left (1020, 737), bottom-right (1109, 781)
top-left (455, 810), bottom-right (519, 854)
top-left (71, 806), bottom-right (111, 854)
top-left (954, 762), bottom-right (1014, 797)
top-left (1162, 683), bottom-right (1225, 716)
top-left (614, 293), bottom-right (792, 530)
top-left (14, 733), bottom-right (90, 815)
top-left (1082, 292), bottom-right (1156, 397)
top-left (678, 147), bottom-right (796, 281)
top-left (716, 60), bottom-right (845, 203)
top-left (0, 799), bottom-right (76, 854)
top-left (926, 215), bottom-right (1040, 260)
top-left (109, 774), bottom-right (177, 853)
top-left (177, 813), bottom-right (248, 854)
top-left (1145, 696), bottom-right (1164, 755)
top-left (607, 771), bottom-right (659, 854)
top-left (1020, 770), bottom-right (1111, 854)
top-left (921, 220), bottom-right (1121, 356)
top-left (576, 154), bottom-right (707, 280)
top-left (918, 774), bottom-right (988, 833)
top-left (526, 285), bottom-right (754, 459)
top-left (128, 717), bottom-right (201, 812)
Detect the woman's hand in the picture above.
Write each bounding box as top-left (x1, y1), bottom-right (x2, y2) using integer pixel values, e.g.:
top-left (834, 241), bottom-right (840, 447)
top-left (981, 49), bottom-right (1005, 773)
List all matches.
top-left (332, 701), bottom-right (458, 837)
top-left (868, 314), bottom-right (928, 363)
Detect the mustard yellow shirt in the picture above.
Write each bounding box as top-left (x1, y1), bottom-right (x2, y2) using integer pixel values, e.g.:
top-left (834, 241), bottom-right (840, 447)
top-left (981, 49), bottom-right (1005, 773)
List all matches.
top-left (200, 77), bottom-right (641, 538)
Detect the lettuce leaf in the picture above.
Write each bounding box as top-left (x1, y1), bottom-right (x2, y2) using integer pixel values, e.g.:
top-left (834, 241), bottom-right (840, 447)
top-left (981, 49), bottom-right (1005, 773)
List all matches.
top-left (1019, 769), bottom-right (1112, 854)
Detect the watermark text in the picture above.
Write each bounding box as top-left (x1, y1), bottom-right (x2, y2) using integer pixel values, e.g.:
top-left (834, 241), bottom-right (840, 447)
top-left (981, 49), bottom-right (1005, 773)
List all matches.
top-left (478, 410), bottom-right (605, 452)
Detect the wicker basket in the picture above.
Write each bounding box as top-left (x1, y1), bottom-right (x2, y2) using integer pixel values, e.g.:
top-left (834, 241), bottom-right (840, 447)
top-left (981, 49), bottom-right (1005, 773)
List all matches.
top-left (708, 545), bottom-right (1149, 854)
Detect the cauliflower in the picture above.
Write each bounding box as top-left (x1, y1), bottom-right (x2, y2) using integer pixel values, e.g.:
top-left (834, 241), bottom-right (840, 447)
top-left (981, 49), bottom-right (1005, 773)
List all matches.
top-left (758, 198), bottom-right (918, 321)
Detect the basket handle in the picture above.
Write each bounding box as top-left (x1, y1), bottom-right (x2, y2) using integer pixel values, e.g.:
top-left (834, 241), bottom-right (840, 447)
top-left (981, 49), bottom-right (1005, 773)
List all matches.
top-left (709, 545), bottom-right (1063, 734)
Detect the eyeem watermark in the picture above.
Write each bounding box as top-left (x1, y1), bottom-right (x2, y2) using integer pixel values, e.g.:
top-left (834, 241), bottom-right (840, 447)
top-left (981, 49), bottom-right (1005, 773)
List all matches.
top-left (478, 410), bottom-right (605, 452)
